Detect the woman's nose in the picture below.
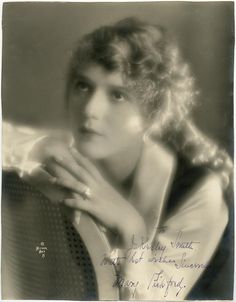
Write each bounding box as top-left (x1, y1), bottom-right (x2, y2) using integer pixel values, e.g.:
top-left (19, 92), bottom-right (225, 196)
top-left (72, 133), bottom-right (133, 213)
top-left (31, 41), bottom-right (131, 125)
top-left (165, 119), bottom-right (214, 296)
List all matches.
top-left (83, 89), bottom-right (108, 120)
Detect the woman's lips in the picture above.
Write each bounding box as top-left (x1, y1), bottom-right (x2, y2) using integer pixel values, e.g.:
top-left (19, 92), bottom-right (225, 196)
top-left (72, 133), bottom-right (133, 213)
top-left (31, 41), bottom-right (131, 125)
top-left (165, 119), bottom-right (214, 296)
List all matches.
top-left (79, 126), bottom-right (103, 136)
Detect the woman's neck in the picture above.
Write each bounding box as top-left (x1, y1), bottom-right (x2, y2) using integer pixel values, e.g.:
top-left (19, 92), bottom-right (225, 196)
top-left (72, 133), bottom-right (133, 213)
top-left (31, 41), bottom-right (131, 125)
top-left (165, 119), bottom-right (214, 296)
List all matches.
top-left (97, 139), bottom-right (143, 184)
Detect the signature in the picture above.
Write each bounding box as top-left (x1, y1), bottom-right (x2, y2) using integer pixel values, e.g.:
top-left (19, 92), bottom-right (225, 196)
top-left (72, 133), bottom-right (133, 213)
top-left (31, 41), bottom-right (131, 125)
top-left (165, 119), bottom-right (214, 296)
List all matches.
top-left (112, 270), bottom-right (186, 298)
top-left (147, 270), bottom-right (186, 297)
top-left (112, 273), bottom-right (139, 299)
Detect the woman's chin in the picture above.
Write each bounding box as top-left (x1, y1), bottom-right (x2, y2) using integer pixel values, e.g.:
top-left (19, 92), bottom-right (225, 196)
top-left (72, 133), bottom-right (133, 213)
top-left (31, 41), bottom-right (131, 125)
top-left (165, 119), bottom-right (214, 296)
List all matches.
top-left (75, 142), bottom-right (108, 160)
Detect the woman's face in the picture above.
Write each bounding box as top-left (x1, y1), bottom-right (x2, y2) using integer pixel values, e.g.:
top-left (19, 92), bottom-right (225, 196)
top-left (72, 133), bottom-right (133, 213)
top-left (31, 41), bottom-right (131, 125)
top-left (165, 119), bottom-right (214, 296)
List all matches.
top-left (67, 63), bottom-right (145, 159)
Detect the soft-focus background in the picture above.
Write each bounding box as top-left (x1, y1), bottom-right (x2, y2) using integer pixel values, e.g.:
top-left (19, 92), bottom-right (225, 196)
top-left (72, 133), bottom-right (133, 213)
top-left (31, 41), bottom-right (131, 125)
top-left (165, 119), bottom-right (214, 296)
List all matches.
top-left (2, 2), bottom-right (234, 155)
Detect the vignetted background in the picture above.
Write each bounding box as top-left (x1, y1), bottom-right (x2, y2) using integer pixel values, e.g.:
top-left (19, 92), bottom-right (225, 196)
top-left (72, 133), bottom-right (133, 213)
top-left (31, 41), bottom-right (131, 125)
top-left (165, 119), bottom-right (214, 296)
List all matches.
top-left (1, 2), bottom-right (235, 300)
top-left (2, 2), bottom-right (234, 155)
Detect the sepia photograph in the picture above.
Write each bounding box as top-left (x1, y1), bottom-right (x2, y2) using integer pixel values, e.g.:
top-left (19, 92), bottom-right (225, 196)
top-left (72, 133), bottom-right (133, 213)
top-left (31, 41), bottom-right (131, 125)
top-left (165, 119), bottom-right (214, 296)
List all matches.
top-left (1, 1), bottom-right (234, 300)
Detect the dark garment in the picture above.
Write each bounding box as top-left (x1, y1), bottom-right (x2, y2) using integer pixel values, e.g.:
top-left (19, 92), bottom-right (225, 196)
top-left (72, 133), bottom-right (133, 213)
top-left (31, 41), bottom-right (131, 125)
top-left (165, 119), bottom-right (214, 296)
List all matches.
top-left (165, 157), bottom-right (234, 300)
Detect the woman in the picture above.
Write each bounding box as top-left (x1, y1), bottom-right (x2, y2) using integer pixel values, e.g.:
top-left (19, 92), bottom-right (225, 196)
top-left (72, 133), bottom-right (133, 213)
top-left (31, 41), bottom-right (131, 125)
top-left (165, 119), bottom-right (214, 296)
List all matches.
top-left (3, 18), bottom-right (233, 300)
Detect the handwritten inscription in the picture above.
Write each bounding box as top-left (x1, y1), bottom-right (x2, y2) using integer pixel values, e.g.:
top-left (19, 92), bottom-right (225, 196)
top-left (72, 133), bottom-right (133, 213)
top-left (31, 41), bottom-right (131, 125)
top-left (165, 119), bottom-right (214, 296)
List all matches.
top-left (171, 231), bottom-right (200, 250)
top-left (112, 270), bottom-right (186, 298)
top-left (130, 234), bottom-right (166, 252)
top-left (101, 229), bottom-right (208, 298)
top-left (113, 273), bottom-right (139, 290)
top-left (147, 270), bottom-right (186, 297)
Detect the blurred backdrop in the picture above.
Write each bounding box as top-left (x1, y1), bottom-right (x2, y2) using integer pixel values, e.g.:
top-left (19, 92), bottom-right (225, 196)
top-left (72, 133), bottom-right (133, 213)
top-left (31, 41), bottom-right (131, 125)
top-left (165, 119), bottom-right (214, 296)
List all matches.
top-left (2, 2), bottom-right (234, 155)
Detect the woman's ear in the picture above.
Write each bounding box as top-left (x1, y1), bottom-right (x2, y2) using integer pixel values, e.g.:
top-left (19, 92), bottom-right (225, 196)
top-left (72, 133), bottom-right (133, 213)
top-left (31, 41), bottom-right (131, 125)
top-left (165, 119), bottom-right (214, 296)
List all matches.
top-left (142, 115), bottom-right (155, 135)
top-left (142, 126), bottom-right (152, 143)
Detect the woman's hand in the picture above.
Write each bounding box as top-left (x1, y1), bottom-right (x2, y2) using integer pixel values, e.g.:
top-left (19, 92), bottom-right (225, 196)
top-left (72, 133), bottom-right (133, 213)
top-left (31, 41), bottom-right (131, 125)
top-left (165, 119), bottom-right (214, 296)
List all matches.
top-left (22, 137), bottom-right (79, 202)
top-left (51, 147), bottom-right (147, 249)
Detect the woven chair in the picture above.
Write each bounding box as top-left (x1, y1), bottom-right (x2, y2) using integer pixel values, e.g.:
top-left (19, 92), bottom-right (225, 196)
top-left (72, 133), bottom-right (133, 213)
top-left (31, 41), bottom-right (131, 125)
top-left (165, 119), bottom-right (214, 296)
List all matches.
top-left (2, 171), bottom-right (119, 300)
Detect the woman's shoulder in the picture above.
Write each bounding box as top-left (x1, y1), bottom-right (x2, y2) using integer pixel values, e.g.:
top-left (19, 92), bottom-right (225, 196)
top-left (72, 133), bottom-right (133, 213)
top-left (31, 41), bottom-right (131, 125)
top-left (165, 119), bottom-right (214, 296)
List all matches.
top-left (182, 170), bottom-right (225, 212)
top-left (166, 160), bottom-right (227, 218)
top-left (165, 164), bottom-right (228, 239)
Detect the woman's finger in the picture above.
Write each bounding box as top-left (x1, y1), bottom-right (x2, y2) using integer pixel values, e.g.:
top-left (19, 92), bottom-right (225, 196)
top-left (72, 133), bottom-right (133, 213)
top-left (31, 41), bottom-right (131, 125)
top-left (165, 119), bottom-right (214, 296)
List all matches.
top-left (63, 197), bottom-right (93, 213)
top-left (44, 161), bottom-right (74, 181)
top-left (23, 166), bottom-right (54, 185)
top-left (23, 166), bottom-right (69, 203)
top-left (44, 161), bottom-right (84, 190)
top-left (54, 176), bottom-right (88, 196)
top-left (53, 155), bottom-right (91, 184)
top-left (69, 147), bottom-right (100, 179)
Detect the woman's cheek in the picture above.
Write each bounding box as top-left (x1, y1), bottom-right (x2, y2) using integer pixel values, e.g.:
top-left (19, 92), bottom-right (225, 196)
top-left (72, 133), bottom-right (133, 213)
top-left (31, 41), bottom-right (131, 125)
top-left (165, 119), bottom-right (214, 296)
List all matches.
top-left (125, 115), bottom-right (144, 134)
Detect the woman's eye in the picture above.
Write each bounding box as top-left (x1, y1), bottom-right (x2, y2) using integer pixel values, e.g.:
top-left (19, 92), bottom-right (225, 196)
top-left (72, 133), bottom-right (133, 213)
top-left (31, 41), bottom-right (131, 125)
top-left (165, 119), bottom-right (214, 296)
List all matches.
top-left (75, 81), bottom-right (90, 92)
top-left (111, 91), bottom-right (126, 103)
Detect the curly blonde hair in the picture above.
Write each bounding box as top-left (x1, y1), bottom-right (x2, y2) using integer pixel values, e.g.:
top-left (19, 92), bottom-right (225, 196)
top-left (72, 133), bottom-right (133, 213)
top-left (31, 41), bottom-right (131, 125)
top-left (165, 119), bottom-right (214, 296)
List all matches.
top-left (66, 17), bottom-right (233, 192)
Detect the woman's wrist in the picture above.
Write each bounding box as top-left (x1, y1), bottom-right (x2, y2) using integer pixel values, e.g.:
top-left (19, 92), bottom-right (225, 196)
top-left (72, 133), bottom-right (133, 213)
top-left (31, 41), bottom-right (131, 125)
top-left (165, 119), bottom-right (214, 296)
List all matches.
top-left (117, 213), bottom-right (147, 249)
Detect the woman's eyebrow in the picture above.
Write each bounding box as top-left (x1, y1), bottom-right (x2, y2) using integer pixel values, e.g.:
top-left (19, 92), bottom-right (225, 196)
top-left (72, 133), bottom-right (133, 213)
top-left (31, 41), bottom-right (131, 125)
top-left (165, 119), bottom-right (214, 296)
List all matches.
top-left (108, 84), bottom-right (131, 94)
top-left (74, 73), bottom-right (94, 85)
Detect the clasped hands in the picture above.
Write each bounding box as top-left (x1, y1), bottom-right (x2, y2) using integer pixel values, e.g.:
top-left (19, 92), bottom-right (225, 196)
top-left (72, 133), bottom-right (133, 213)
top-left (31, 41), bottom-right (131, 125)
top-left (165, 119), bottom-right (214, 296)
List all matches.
top-left (26, 137), bottom-right (147, 249)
